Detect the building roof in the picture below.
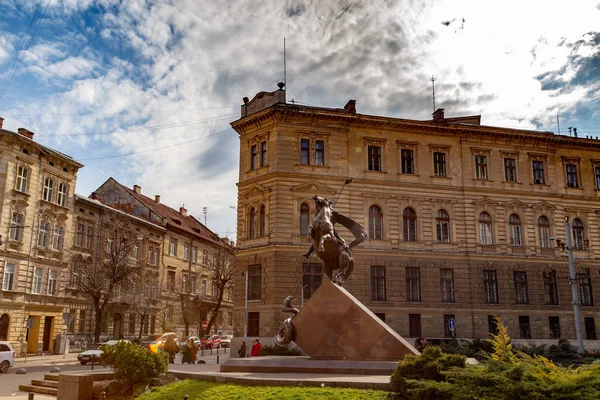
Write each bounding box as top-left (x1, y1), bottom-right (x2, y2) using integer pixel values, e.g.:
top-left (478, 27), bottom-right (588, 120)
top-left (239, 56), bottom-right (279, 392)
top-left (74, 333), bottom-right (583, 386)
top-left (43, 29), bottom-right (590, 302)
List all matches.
top-left (110, 179), bottom-right (224, 247)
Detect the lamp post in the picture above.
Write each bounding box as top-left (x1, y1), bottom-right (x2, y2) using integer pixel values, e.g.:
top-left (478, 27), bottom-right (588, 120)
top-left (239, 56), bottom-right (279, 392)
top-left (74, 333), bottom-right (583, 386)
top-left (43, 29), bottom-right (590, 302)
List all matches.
top-left (241, 270), bottom-right (248, 338)
top-left (563, 216), bottom-right (585, 354)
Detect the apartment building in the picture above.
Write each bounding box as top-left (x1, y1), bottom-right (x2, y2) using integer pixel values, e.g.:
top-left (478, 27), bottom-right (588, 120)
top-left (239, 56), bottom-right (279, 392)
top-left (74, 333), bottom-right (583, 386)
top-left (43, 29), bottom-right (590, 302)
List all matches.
top-left (231, 87), bottom-right (599, 347)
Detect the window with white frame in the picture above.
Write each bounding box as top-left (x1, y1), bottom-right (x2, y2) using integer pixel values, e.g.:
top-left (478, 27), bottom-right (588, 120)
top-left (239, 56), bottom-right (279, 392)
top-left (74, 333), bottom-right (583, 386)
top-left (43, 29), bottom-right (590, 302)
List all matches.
top-left (250, 144), bottom-right (258, 170)
top-left (133, 241), bottom-right (139, 260)
top-left (538, 216), bottom-right (551, 248)
top-left (433, 151), bottom-right (446, 177)
top-left (479, 212), bottom-right (493, 245)
top-left (300, 203), bottom-right (310, 236)
top-left (3, 264), bottom-right (15, 291)
top-left (10, 212), bottom-right (24, 242)
top-left (475, 155), bottom-right (488, 179)
top-left (572, 218), bottom-right (585, 250)
top-left (260, 141), bottom-right (268, 167)
top-left (403, 207), bottom-right (417, 241)
top-left (47, 270), bottom-right (57, 295)
top-left (32, 267), bottom-right (43, 294)
top-left (400, 149), bottom-right (415, 174)
top-left (368, 145), bottom-right (382, 171)
top-left (201, 279), bottom-right (207, 296)
top-left (58, 183), bottom-right (67, 206)
top-left (76, 223), bottom-right (84, 247)
top-left (509, 214), bottom-right (522, 246)
top-left (369, 205), bottom-right (383, 240)
top-left (169, 238), bottom-right (177, 257)
top-left (43, 177), bottom-right (55, 202)
top-left (436, 209), bottom-right (450, 243)
top-left (37, 220), bottom-right (50, 248)
top-left (184, 243), bottom-right (189, 261)
top-left (154, 247), bottom-right (159, 265)
top-left (53, 226), bottom-right (64, 250)
top-left (106, 232), bottom-right (114, 254)
top-left (16, 165), bottom-right (29, 193)
top-left (120, 238), bottom-right (128, 258)
top-left (192, 246), bottom-right (198, 263)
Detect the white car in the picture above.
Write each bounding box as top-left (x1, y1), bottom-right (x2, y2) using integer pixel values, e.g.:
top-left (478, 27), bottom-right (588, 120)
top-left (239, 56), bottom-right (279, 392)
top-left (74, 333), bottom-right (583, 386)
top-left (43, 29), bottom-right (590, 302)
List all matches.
top-left (0, 341), bottom-right (16, 373)
top-left (77, 340), bottom-right (130, 365)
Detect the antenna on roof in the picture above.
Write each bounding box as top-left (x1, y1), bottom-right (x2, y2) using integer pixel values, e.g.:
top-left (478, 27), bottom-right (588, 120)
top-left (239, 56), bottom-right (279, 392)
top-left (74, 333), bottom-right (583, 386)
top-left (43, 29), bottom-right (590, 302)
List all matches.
top-left (283, 38), bottom-right (287, 102)
top-left (430, 75), bottom-right (436, 113)
top-left (203, 207), bottom-right (207, 225)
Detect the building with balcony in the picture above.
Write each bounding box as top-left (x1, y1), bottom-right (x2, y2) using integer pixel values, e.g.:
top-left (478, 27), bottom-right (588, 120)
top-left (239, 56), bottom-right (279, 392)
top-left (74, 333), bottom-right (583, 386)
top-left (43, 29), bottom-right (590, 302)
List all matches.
top-left (231, 87), bottom-right (599, 347)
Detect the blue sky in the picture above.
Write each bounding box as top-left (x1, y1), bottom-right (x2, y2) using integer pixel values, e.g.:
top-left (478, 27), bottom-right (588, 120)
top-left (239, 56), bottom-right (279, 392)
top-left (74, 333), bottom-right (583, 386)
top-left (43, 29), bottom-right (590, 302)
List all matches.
top-left (1, 0), bottom-right (599, 240)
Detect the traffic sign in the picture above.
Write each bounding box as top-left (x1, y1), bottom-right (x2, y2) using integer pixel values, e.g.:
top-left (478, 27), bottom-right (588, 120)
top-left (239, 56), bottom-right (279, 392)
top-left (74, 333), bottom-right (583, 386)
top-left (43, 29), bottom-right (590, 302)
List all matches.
top-left (448, 318), bottom-right (455, 332)
top-left (202, 321), bottom-right (208, 330)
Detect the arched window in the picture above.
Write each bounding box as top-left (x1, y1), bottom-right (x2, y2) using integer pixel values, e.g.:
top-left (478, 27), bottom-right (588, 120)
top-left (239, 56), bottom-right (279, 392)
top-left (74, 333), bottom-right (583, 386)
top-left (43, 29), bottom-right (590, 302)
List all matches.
top-left (403, 208), bottom-right (417, 241)
top-left (538, 216), bottom-right (551, 248)
top-left (509, 214), bottom-right (522, 246)
top-left (0, 313), bottom-right (8, 340)
top-left (369, 205), bottom-right (383, 240)
top-left (259, 205), bottom-right (266, 237)
top-left (479, 212), bottom-right (493, 245)
top-left (436, 210), bottom-right (450, 243)
top-left (249, 207), bottom-right (256, 239)
top-left (572, 218), bottom-right (585, 250)
top-left (300, 203), bottom-right (310, 236)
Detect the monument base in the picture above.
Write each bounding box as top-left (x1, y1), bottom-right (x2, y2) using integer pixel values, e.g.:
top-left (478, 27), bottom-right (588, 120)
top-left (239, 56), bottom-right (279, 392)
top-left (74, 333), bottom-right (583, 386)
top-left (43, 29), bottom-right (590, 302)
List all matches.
top-left (220, 356), bottom-right (398, 375)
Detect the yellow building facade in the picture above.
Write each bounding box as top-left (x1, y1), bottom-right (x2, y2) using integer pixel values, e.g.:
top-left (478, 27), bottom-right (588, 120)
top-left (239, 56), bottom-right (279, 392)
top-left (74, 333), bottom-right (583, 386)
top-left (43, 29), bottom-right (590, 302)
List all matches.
top-left (232, 88), bottom-right (600, 347)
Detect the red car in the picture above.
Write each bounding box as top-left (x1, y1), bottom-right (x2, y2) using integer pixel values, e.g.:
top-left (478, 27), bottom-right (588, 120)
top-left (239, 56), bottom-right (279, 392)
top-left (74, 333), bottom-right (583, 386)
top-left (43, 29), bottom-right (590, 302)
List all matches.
top-left (201, 334), bottom-right (221, 349)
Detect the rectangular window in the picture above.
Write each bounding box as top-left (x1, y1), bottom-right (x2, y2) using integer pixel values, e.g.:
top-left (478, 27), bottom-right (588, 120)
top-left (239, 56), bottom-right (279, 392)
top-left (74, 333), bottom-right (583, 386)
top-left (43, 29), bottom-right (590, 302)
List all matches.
top-left (248, 264), bottom-right (261, 300)
top-left (519, 316), bottom-right (531, 339)
top-left (368, 145), bottom-right (382, 171)
top-left (78, 310), bottom-right (86, 333)
top-left (86, 227), bottom-right (94, 249)
top-left (315, 140), bottom-right (324, 166)
top-left (184, 243), bottom-right (189, 261)
top-left (475, 155), bottom-right (487, 179)
top-left (76, 223), bottom-right (84, 247)
top-left (300, 139), bottom-right (310, 165)
top-left (406, 267), bottom-right (421, 302)
top-left (444, 314), bottom-right (455, 338)
top-left (43, 178), bottom-right (54, 202)
top-left (67, 310), bottom-right (75, 332)
top-left (106, 232), bottom-right (113, 254)
top-left (203, 251), bottom-right (209, 265)
top-left (544, 271), bottom-right (559, 305)
top-left (190, 274), bottom-right (196, 293)
top-left (248, 312), bottom-right (260, 337)
top-left (53, 226), bottom-right (64, 250)
top-left (169, 238), bottom-right (177, 257)
top-left (192, 246), bottom-right (198, 263)
top-left (409, 314), bottom-right (421, 338)
top-left (58, 183), bottom-right (67, 207)
top-left (10, 212), bottom-right (24, 242)
top-left (182, 274), bottom-right (188, 292)
top-left (595, 166), bottom-right (600, 189)
top-left (16, 166), bottom-right (28, 192)
top-left (133, 241), bottom-right (139, 260)
top-left (584, 317), bottom-right (597, 340)
top-left (532, 160), bottom-right (545, 184)
top-left (154, 248), bottom-right (159, 265)
top-left (47, 270), bottom-right (57, 295)
top-left (488, 315), bottom-right (499, 335)
top-left (37, 221), bottom-right (50, 248)
top-left (440, 269), bottom-right (455, 303)
top-left (32, 267), bottom-right (43, 294)
top-left (128, 314), bottom-right (136, 335)
top-left (565, 164), bottom-right (578, 187)
top-left (549, 316), bottom-right (560, 339)
top-left (250, 144), bottom-right (258, 170)
top-left (260, 141), bottom-right (268, 167)
top-left (147, 246), bottom-right (154, 265)
top-left (514, 272), bottom-right (529, 304)
top-left (579, 274), bottom-right (594, 306)
top-left (3, 264), bottom-right (15, 291)
top-left (433, 152), bottom-right (446, 177)
top-left (201, 279), bottom-right (207, 296)
top-left (302, 263), bottom-right (322, 301)
top-left (401, 149), bottom-right (414, 174)
top-left (370, 266), bottom-right (386, 301)
top-left (483, 270), bottom-right (499, 304)
top-left (167, 271), bottom-right (175, 291)
top-left (504, 158), bottom-right (516, 182)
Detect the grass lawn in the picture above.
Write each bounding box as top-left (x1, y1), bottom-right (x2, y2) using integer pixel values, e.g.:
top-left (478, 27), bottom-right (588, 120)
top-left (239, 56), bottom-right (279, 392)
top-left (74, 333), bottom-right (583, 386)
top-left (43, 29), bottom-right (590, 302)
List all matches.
top-left (137, 380), bottom-right (391, 400)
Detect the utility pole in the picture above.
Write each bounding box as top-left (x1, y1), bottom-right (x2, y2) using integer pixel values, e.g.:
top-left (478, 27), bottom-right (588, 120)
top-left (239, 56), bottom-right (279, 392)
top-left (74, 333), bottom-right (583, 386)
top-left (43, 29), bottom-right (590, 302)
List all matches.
top-left (564, 217), bottom-right (585, 353)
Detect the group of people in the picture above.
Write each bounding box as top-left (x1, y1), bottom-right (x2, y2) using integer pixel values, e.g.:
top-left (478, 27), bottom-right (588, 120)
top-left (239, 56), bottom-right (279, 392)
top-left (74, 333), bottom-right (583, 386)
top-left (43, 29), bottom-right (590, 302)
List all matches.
top-left (163, 336), bottom-right (198, 364)
top-left (238, 339), bottom-right (262, 358)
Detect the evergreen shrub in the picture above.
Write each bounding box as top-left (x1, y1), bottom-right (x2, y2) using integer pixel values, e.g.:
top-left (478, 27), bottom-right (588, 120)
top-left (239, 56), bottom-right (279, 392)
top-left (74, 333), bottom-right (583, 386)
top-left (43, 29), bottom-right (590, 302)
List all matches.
top-left (100, 341), bottom-right (169, 384)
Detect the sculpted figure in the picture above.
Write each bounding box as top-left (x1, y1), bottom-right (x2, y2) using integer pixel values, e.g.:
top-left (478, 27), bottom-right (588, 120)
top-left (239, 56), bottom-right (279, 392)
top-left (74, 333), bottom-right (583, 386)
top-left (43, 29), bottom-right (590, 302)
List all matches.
top-left (304, 195), bottom-right (367, 285)
top-left (273, 295), bottom-right (300, 347)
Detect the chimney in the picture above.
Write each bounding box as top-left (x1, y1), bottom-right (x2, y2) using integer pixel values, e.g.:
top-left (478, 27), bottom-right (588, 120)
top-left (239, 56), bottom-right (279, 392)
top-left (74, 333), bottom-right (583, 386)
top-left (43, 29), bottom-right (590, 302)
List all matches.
top-left (17, 128), bottom-right (34, 139)
top-left (155, 195), bottom-right (161, 204)
top-left (0, 117), bottom-right (4, 129)
top-left (179, 206), bottom-right (187, 216)
top-left (344, 100), bottom-right (356, 114)
top-left (573, 128), bottom-right (578, 138)
top-left (432, 108), bottom-right (445, 122)
top-left (133, 185), bottom-right (141, 194)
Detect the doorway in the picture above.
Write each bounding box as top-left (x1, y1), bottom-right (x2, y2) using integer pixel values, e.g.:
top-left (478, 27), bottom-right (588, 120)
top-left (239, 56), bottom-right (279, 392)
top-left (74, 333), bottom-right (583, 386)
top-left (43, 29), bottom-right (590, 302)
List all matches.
top-left (113, 313), bottom-right (122, 339)
top-left (42, 316), bottom-right (54, 352)
top-left (27, 315), bottom-right (41, 353)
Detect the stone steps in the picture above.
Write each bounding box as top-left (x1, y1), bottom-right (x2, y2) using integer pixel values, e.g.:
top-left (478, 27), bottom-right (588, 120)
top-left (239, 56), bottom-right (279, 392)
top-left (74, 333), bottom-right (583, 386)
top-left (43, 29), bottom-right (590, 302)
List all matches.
top-left (31, 379), bottom-right (59, 388)
top-left (18, 383), bottom-right (57, 396)
top-left (44, 374), bottom-right (60, 381)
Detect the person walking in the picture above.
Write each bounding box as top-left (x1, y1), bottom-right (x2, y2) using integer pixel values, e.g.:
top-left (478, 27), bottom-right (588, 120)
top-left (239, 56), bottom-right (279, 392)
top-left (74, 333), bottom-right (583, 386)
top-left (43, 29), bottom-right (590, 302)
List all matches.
top-left (182, 339), bottom-right (191, 364)
top-left (250, 339), bottom-right (262, 357)
top-left (189, 338), bottom-right (198, 364)
top-left (238, 341), bottom-right (247, 358)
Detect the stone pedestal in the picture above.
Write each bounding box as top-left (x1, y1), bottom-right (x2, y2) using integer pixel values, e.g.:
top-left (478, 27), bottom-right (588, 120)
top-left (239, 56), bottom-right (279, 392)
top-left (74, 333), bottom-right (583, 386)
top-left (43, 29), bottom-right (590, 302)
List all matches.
top-left (292, 280), bottom-right (419, 360)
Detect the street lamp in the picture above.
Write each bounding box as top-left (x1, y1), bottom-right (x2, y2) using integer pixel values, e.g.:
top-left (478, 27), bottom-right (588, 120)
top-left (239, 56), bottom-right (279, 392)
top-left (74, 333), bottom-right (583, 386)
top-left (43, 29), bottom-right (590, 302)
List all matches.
top-left (553, 216), bottom-right (585, 353)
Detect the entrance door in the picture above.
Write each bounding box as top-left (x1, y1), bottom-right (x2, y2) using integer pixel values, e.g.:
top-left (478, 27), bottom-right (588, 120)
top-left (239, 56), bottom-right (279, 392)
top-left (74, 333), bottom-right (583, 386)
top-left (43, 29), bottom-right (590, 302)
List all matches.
top-left (27, 316), bottom-right (41, 354)
top-left (0, 314), bottom-right (8, 340)
top-left (42, 316), bottom-right (53, 351)
top-left (113, 313), bottom-right (122, 339)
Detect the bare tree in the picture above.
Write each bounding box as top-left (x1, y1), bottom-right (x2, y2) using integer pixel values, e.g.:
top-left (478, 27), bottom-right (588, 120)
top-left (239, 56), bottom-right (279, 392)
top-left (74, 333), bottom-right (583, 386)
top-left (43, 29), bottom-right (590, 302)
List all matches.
top-left (204, 245), bottom-right (235, 335)
top-left (65, 211), bottom-right (145, 343)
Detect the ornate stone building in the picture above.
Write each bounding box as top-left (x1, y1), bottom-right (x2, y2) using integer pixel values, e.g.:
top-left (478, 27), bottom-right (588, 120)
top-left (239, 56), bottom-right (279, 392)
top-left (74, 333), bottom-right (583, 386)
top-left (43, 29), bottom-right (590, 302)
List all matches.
top-left (231, 87), bottom-right (600, 347)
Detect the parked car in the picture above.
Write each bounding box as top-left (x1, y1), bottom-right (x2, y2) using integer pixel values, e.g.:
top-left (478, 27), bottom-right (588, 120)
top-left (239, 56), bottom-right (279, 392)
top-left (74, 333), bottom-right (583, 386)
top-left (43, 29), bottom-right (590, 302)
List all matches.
top-left (0, 341), bottom-right (16, 373)
top-left (220, 335), bottom-right (233, 348)
top-left (200, 334), bottom-right (221, 349)
top-left (77, 340), bottom-right (130, 365)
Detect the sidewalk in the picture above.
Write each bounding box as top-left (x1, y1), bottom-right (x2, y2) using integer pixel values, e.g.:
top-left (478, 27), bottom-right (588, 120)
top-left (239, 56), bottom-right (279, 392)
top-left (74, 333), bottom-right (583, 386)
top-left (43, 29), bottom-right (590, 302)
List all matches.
top-left (14, 352), bottom-right (80, 367)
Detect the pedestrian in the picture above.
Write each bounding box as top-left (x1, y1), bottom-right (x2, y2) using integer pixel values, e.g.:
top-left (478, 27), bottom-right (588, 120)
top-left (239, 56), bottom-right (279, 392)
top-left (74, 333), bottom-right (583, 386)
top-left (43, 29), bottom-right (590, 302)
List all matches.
top-left (250, 339), bottom-right (262, 357)
top-left (238, 341), bottom-right (247, 358)
top-left (182, 338), bottom-right (191, 364)
top-left (165, 336), bottom-right (179, 364)
top-left (189, 338), bottom-right (198, 364)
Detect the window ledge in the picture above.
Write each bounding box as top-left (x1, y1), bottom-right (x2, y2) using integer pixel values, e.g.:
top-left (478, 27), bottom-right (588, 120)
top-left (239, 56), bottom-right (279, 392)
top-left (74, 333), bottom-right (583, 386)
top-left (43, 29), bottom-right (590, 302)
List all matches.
top-left (397, 173), bottom-right (420, 177)
top-left (430, 175), bottom-right (451, 180)
top-left (472, 179), bottom-right (493, 182)
top-left (295, 164), bottom-right (328, 168)
top-left (11, 189), bottom-right (30, 197)
top-left (502, 181), bottom-right (523, 185)
top-left (564, 186), bottom-right (584, 190)
top-left (364, 169), bottom-right (387, 174)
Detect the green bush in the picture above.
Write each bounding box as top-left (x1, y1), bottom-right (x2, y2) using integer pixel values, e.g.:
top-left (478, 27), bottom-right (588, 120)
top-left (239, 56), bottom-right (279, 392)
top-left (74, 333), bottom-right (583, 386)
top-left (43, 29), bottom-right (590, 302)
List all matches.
top-left (258, 344), bottom-right (304, 356)
top-left (100, 341), bottom-right (169, 384)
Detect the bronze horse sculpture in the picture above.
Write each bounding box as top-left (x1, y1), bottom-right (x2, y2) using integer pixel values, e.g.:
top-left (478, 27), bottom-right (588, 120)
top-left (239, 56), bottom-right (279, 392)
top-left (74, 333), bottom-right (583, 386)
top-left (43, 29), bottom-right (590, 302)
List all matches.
top-left (304, 195), bottom-right (367, 285)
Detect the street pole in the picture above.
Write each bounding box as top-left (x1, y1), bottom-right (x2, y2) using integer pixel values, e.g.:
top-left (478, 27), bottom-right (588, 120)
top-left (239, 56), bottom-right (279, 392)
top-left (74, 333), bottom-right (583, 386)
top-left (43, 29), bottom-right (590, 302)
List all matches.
top-left (564, 217), bottom-right (585, 353)
top-left (244, 270), bottom-right (248, 338)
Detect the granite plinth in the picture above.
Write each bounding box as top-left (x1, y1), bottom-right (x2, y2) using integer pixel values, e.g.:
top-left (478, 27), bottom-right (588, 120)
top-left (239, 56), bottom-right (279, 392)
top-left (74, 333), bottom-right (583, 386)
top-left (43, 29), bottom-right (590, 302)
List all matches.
top-left (291, 280), bottom-right (419, 361)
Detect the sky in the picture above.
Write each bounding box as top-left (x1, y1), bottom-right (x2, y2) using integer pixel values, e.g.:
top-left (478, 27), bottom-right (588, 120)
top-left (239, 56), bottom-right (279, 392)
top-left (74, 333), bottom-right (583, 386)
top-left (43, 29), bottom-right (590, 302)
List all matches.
top-left (0, 0), bottom-right (599, 241)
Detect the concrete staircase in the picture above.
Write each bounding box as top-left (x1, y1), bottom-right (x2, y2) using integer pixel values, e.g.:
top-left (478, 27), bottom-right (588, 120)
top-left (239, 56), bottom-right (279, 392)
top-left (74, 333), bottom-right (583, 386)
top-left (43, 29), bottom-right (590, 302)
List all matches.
top-left (18, 374), bottom-right (58, 397)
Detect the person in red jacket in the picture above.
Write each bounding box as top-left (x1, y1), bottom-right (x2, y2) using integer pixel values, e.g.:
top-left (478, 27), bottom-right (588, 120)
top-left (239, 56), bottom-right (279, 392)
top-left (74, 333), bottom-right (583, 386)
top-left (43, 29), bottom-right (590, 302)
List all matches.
top-left (250, 339), bottom-right (262, 357)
